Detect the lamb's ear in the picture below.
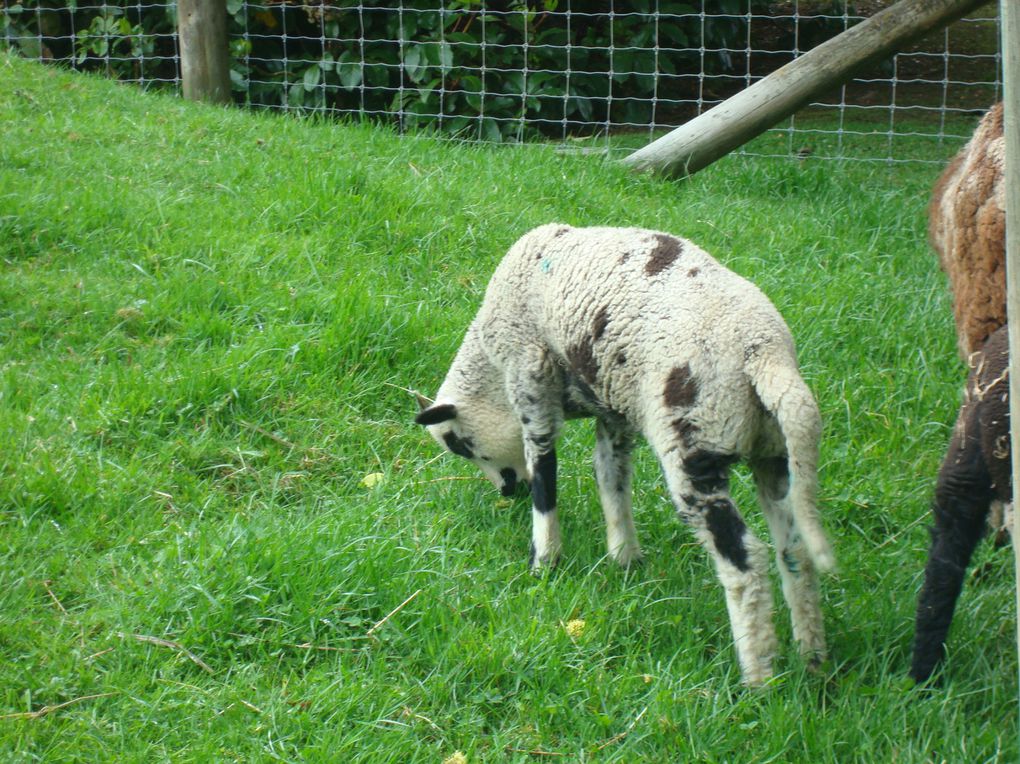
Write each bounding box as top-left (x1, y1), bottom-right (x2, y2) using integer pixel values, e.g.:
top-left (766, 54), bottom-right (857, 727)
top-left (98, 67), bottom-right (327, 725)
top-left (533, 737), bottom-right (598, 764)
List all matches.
top-left (415, 402), bottom-right (457, 426)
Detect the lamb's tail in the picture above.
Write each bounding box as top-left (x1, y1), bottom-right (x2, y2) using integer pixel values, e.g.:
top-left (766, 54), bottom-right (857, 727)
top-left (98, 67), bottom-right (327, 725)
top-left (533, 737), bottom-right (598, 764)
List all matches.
top-left (747, 352), bottom-right (835, 573)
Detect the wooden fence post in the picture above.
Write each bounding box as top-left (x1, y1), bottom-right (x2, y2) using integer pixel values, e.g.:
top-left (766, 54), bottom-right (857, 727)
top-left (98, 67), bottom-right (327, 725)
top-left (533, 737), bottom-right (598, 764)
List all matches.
top-left (178, 0), bottom-right (231, 104)
top-left (621, 0), bottom-right (988, 178)
top-left (1000, 0), bottom-right (1020, 721)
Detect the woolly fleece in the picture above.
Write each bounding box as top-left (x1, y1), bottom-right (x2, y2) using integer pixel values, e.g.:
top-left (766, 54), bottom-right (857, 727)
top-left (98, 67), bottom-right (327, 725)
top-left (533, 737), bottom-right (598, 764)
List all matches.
top-left (929, 102), bottom-right (1006, 359)
top-left (419, 224), bottom-right (834, 684)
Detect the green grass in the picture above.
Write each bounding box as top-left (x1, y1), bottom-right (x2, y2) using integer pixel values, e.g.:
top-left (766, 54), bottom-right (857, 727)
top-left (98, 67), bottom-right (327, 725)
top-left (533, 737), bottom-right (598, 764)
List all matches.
top-left (1, 52), bottom-right (1014, 762)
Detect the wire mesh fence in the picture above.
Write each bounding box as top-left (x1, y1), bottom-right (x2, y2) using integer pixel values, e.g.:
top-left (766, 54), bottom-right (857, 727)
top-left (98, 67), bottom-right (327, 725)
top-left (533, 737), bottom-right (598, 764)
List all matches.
top-left (2, 1), bottom-right (179, 86)
top-left (1, 1), bottom-right (1002, 163)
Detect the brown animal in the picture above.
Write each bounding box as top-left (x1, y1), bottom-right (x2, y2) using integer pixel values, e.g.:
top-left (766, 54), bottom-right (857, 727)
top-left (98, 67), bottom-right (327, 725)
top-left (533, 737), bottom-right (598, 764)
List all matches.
top-left (912, 103), bottom-right (1009, 684)
top-left (928, 103), bottom-right (1006, 360)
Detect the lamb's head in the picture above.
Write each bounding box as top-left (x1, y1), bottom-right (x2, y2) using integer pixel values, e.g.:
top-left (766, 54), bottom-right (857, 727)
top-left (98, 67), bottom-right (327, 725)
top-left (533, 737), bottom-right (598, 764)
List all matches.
top-left (415, 392), bottom-right (528, 497)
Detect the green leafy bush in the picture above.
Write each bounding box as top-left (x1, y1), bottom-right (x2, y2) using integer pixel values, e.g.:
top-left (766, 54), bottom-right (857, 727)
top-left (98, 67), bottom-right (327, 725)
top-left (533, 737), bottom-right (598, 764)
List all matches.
top-left (234, 0), bottom-right (788, 139)
top-left (1, 0), bottom-right (847, 138)
top-left (2, 0), bottom-right (174, 82)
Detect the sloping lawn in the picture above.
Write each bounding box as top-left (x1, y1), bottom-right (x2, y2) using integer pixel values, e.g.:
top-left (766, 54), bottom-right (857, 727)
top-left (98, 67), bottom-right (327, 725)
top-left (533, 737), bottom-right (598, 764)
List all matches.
top-left (1, 52), bottom-right (1014, 762)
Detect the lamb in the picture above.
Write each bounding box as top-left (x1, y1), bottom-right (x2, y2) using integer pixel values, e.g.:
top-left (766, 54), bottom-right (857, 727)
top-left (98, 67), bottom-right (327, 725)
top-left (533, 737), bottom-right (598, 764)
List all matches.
top-left (911, 325), bottom-right (1011, 684)
top-left (928, 102), bottom-right (1006, 360)
top-left (415, 223), bottom-right (834, 685)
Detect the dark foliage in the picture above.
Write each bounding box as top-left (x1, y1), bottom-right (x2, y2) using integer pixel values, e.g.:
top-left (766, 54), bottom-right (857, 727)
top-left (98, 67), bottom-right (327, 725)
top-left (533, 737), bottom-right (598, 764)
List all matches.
top-left (2, 0), bottom-right (850, 138)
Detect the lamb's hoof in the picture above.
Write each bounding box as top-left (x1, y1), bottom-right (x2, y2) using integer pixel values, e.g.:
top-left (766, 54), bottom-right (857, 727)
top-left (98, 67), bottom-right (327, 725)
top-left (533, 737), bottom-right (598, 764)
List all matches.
top-left (612, 547), bottom-right (645, 568)
top-left (740, 672), bottom-right (775, 690)
top-left (803, 650), bottom-right (827, 674)
top-left (529, 542), bottom-right (560, 573)
top-left (738, 656), bottom-right (776, 689)
top-left (530, 559), bottom-right (559, 576)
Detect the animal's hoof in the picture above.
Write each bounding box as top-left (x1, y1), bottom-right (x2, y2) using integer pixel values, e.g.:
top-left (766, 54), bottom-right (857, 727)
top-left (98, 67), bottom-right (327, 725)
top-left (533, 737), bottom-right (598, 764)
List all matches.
top-left (740, 672), bottom-right (775, 690)
top-left (908, 666), bottom-right (942, 688)
top-left (529, 542), bottom-right (560, 572)
top-left (804, 652), bottom-right (827, 673)
top-left (530, 558), bottom-right (559, 575)
top-left (738, 654), bottom-right (776, 689)
top-left (612, 547), bottom-right (645, 568)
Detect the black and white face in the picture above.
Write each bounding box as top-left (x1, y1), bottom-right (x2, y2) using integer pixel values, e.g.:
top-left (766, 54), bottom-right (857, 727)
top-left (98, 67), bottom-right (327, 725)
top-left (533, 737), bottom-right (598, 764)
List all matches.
top-left (415, 398), bottom-right (529, 497)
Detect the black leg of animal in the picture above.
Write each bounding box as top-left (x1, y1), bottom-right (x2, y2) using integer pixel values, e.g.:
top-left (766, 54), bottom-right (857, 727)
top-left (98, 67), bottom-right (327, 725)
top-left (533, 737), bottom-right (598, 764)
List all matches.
top-left (504, 357), bottom-right (565, 570)
top-left (911, 433), bottom-right (993, 684)
top-left (528, 447), bottom-right (559, 569)
top-left (656, 447), bottom-right (778, 685)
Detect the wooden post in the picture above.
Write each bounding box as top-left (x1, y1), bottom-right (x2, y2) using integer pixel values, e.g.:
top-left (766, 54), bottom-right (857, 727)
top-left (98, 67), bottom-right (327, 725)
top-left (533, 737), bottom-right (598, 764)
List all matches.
top-left (621, 0), bottom-right (988, 178)
top-left (1001, 0), bottom-right (1020, 721)
top-left (178, 0), bottom-right (231, 104)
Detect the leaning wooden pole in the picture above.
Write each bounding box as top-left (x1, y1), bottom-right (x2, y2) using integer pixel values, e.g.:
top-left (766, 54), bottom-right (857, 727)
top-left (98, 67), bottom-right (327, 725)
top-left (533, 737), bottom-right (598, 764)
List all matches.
top-left (622, 0), bottom-right (987, 178)
top-left (1001, 0), bottom-right (1020, 724)
top-left (178, 0), bottom-right (231, 104)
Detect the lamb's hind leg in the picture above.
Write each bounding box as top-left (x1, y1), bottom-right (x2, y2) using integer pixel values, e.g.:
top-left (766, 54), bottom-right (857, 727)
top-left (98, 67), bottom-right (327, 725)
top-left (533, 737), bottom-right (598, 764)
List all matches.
top-left (594, 419), bottom-right (642, 566)
top-left (752, 456), bottom-right (826, 669)
top-left (661, 449), bottom-right (777, 685)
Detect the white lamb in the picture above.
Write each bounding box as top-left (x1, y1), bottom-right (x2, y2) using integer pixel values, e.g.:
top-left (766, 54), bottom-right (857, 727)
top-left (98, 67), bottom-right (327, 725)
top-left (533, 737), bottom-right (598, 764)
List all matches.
top-left (415, 224), bottom-right (834, 685)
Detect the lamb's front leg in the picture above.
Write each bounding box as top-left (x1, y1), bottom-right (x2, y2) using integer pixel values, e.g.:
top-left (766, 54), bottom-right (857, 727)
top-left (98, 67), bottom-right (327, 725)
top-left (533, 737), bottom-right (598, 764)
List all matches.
top-left (508, 365), bottom-right (565, 571)
top-left (594, 419), bottom-right (642, 566)
top-left (528, 446), bottom-right (561, 569)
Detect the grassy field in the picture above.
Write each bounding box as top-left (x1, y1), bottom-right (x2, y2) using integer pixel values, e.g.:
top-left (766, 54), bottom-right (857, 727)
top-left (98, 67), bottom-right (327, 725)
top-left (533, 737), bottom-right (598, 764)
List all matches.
top-left (1, 52), bottom-right (1015, 762)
